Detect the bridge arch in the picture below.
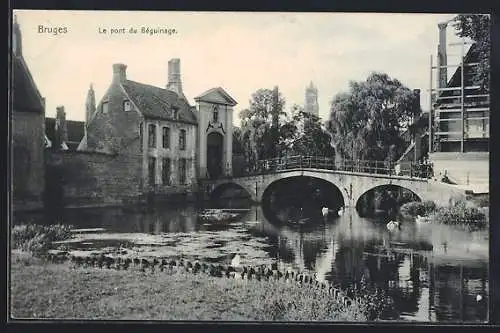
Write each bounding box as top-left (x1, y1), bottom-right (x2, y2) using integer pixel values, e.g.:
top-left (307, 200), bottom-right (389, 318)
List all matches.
top-left (262, 175), bottom-right (346, 208)
top-left (260, 175), bottom-right (347, 223)
top-left (355, 184), bottom-right (421, 217)
top-left (208, 181), bottom-right (254, 207)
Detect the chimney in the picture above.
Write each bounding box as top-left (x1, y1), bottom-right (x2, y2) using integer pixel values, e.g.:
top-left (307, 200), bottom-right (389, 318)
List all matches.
top-left (55, 106), bottom-right (68, 149)
top-left (112, 63), bottom-right (127, 83)
top-left (166, 58), bottom-right (184, 97)
top-left (85, 83), bottom-right (96, 125)
top-left (437, 22), bottom-right (448, 89)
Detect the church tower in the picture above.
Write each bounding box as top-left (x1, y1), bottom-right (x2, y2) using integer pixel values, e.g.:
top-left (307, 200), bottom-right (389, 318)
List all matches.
top-left (305, 81), bottom-right (319, 117)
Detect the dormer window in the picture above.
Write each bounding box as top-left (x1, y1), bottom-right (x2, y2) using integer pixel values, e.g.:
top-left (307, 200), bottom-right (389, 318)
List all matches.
top-left (172, 108), bottom-right (178, 120)
top-left (124, 100), bottom-right (132, 112)
top-left (102, 101), bottom-right (109, 114)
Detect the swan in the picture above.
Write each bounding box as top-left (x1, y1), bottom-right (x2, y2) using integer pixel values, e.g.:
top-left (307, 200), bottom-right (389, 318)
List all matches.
top-left (321, 207), bottom-right (329, 217)
top-left (386, 220), bottom-right (400, 231)
top-left (231, 253), bottom-right (241, 268)
top-left (416, 215), bottom-right (431, 224)
top-left (337, 207), bottom-right (344, 216)
top-left (477, 295), bottom-right (482, 302)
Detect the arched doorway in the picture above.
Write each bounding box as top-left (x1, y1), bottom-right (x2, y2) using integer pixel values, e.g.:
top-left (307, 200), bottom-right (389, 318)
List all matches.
top-left (207, 132), bottom-right (224, 179)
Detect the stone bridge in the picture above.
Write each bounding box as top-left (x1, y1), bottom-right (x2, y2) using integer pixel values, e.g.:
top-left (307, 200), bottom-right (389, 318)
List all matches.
top-left (202, 168), bottom-right (466, 208)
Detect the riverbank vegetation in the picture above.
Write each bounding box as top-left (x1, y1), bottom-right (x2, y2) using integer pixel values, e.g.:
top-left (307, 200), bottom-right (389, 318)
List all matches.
top-left (10, 223), bottom-right (395, 321)
top-left (11, 224), bottom-right (73, 255)
top-left (399, 196), bottom-right (488, 231)
top-left (11, 251), bottom-right (374, 321)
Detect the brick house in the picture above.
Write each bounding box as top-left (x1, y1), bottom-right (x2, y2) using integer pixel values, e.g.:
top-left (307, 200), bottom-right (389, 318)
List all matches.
top-left (77, 59), bottom-right (201, 198)
top-left (11, 15), bottom-right (45, 211)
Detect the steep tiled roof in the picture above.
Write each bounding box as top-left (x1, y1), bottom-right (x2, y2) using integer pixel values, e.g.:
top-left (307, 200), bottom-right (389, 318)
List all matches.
top-left (45, 118), bottom-right (85, 150)
top-left (13, 55), bottom-right (44, 113)
top-left (122, 80), bottom-right (197, 124)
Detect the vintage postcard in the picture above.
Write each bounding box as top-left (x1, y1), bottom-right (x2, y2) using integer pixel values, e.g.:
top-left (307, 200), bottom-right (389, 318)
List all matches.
top-left (10, 10), bottom-right (490, 322)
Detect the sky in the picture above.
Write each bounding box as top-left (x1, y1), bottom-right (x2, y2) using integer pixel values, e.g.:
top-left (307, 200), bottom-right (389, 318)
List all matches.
top-left (14, 10), bottom-right (465, 125)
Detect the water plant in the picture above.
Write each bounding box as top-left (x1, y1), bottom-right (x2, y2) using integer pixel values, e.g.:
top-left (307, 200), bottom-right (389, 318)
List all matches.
top-left (11, 224), bottom-right (73, 255)
top-left (344, 280), bottom-right (398, 320)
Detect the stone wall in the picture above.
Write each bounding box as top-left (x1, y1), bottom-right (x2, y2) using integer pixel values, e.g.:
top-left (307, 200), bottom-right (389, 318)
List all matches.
top-left (12, 110), bottom-right (45, 211)
top-left (46, 150), bottom-right (143, 208)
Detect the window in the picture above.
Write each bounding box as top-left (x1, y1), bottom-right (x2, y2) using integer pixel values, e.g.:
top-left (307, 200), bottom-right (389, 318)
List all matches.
top-left (179, 129), bottom-right (186, 150)
top-left (179, 158), bottom-right (187, 185)
top-left (148, 157), bottom-right (156, 186)
top-left (213, 106), bottom-right (219, 123)
top-left (162, 158), bottom-right (171, 185)
top-left (172, 108), bottom-right (178, 119)
top-left (124, 100), bottom-right (132, 112)
top-left (139, 122), bottom-right (143, 152)
top-left (148, 124), bottom-right (156, 148)
top-left (162, 127), bottom-right (170, 148)
top-left (102, 101), bottom-right (109, 114)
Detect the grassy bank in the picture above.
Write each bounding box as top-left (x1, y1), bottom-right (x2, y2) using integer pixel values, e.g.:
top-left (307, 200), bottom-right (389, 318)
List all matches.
top-left (399, 196), bottom-right (488, 231)
top-left (10, 252), bottom-right (369, 321)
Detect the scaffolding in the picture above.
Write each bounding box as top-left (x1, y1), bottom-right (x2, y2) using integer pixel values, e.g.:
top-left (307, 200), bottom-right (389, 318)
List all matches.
top-left (428, 38), bottom-right (490, 154)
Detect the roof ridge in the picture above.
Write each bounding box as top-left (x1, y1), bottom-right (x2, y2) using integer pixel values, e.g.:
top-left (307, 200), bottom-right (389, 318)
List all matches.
top-left (126, 79), bottom-right (175, 93)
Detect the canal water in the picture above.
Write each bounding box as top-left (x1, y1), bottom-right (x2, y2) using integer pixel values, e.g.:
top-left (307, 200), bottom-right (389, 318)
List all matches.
top-left (13, 203), bottom-right (489, 323)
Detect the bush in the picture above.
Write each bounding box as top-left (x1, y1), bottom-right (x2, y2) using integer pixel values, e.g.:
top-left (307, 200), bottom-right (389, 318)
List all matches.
top-left (400, 200), bottom-right (436, 218)
top-left (431, 200), bottom-right (488, 231)
top-left (11, 224), bottom-right (73, 255)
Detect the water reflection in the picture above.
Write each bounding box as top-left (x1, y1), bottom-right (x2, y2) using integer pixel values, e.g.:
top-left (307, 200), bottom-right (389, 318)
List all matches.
top-left (13, 204), bottom-right (488, 322)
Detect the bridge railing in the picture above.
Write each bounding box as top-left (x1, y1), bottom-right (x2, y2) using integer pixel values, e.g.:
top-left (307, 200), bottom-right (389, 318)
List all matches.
top-left (237, 156), bottom-right (433, 179)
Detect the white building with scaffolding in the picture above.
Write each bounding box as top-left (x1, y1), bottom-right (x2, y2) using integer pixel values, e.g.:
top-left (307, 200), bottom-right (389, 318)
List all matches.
top-left (427, 20), bottom-right (489, 193)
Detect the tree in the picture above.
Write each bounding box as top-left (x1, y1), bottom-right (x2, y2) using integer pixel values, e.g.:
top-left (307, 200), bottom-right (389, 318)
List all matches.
top-left (452, 14), bottom-right (490, 90)
top-left (239, 87), bottom-right (286, 170)
top-left (327, 72), bottom-right (420, 163)
top-left (286, 105), bottom-right (335, 157)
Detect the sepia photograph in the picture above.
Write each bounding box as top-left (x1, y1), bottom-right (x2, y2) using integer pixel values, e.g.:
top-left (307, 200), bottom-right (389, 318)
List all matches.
top-left (9, 10), bottom-right (490, 322)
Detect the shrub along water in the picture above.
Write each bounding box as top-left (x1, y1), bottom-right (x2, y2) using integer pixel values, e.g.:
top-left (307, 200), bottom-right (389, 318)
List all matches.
top-left (399, 201), bottom-right (437, 218)
top-left (399, 199), bottom-right (487, 231)
top-left (11, 224), bottom-right (73, 255)
top-left (432, 200), bottom-right (488, 232)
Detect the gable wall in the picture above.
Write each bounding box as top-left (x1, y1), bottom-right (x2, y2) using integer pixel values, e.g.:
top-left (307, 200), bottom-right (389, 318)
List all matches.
top-left (86, 81), bottom-right (143, 155)
top-left (12, 109), bottom-right (45, 211)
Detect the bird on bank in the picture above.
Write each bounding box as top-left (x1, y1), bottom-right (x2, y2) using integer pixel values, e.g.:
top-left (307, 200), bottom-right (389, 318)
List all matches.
top-left (231, 252), bottom-right (241, 268)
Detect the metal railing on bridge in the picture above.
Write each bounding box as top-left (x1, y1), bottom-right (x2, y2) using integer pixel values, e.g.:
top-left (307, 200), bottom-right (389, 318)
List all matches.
top-left (237, 156), bottom-right (433, 179)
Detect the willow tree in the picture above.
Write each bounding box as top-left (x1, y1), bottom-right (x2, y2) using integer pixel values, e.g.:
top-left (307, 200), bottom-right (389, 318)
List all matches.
top-left (327, 72), bottom-right (421, 162)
